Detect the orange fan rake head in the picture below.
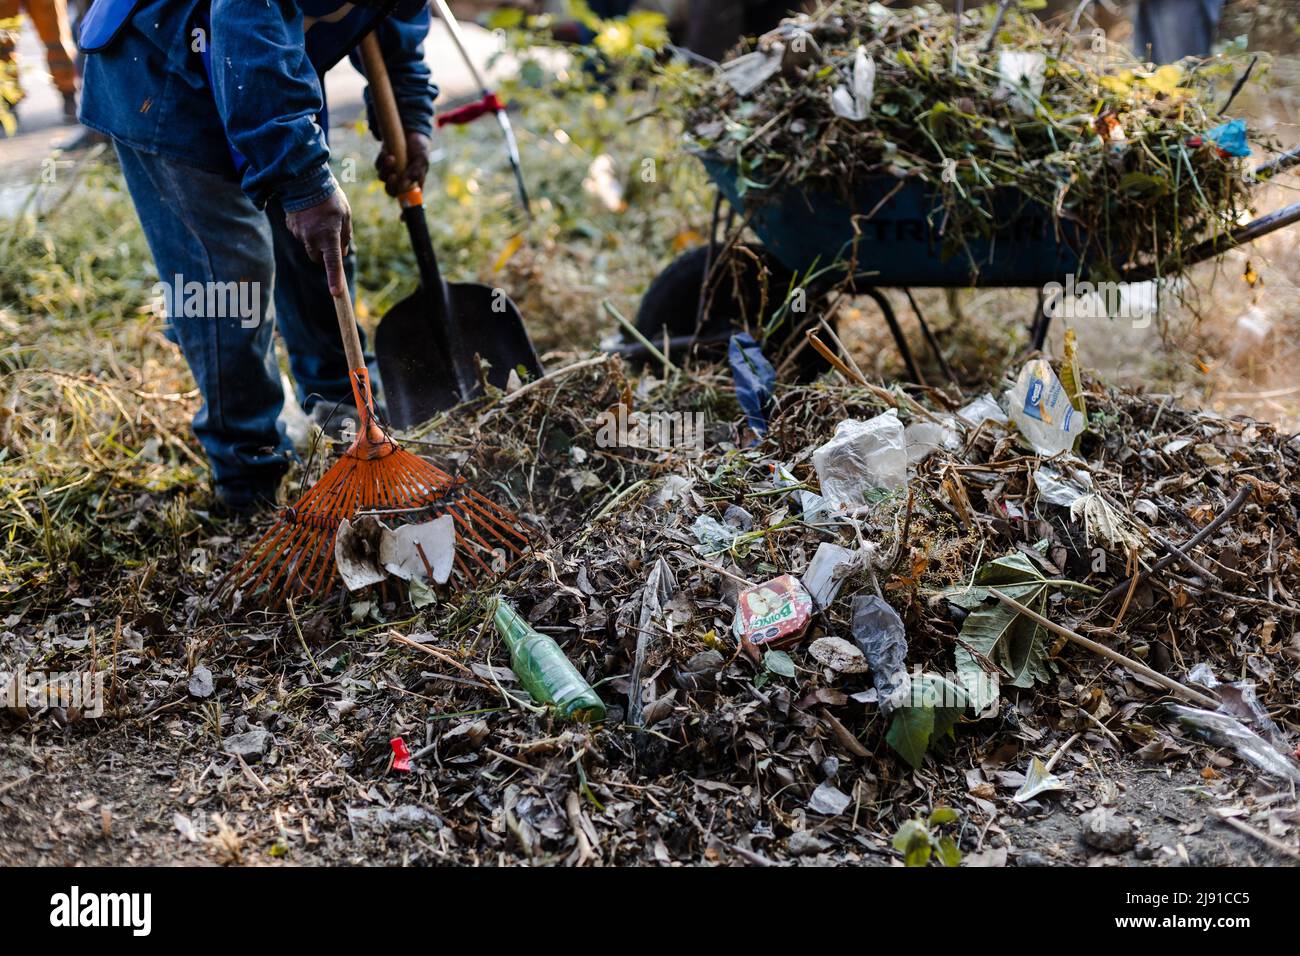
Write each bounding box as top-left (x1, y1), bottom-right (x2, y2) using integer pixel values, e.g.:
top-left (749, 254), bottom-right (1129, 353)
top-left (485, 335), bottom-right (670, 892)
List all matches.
top-left (222, 305), bottom-right (530, 607)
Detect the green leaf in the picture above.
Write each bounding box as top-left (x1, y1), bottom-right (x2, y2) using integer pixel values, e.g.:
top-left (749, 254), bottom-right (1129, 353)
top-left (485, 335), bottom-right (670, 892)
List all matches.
top-left (887, 705), bottom-right (934, 769)
top-left (892, 819), bottom-right (932, 867)
top-left (892, 819), bottom-right (925, 852)
top-left (937, 834), bottom-right (962, 867)
top-left (946, 552), bottom-right (1058, 709)
top-left (763, 649), bottom-right (796, 678)
top-left (929, 806), bottom-right (959, 826)
top-left (974, 551), bottom-right (1049, 588)
top-left (408, 577), bottom-right (437, 609)
top-left (886, 674), bottom-right (967, 768)
top-left (954, 646), bottom-right (1000, 713)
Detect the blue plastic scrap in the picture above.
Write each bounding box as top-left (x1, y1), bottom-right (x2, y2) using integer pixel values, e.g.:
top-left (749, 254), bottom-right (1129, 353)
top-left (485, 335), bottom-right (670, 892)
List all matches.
top-left (1205, 118), bottom-right (1251, 158)
top-left (728, 333), bottom-right (776, 435)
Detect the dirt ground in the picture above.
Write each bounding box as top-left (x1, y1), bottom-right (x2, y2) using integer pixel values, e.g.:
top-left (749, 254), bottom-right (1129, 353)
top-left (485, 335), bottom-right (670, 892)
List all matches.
top-left (0, 726), bottom-right (1279, 866)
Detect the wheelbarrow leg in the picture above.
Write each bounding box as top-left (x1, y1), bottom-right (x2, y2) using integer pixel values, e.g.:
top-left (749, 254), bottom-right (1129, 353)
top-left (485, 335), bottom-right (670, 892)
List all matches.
top-left (694, 190), bottom-right (726, 340)
top-left (1029, 287), bottom-right (1053, 351)
top-left (863, 288), bottom-right (923, 385)
top-left (903, 288), bottom-right (958, 387)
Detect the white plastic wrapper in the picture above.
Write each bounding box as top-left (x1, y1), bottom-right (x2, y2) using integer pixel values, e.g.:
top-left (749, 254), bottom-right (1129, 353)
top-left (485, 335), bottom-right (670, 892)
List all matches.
top-left (582, 154), bottom-right (625, 213)
top-left (1033, 465), bottom-right (1092, 506)
top-left (721, 49), bottom-right (783, 96)
top-left (996, 50), bottom-right (1046, 114)
top-left (1003, 359), bottom-right (1085, 457)
top-left (802, 542), bottom-right (861, 608)
top-left (831, 45), bottom-right (875, 121)
top-left (954, 393), bottom-right (1008, 428)
top-left (812, 411), bottom-right (908, 510)
top-left (904, 419), bottom-right (960, 464)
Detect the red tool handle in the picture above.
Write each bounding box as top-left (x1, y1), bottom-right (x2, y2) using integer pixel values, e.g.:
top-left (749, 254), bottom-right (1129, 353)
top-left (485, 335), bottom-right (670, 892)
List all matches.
top-left (436, 92), bottom-right (506, 128)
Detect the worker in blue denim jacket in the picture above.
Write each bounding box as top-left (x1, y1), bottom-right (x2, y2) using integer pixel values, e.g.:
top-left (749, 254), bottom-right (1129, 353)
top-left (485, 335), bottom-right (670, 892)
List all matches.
top-left (78, 0), bottom-right (436, 512)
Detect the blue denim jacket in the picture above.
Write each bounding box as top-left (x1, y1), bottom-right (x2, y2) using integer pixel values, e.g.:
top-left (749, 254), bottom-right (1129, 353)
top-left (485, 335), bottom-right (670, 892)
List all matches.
top-left (80, 0), bottom-right (436, 212)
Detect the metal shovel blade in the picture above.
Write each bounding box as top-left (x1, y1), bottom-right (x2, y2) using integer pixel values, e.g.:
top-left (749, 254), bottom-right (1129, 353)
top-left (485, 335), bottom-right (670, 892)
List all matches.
top-left (375, 280), bottom-right (540, 430)
top-left (374, 203), bottom-right (542, 431)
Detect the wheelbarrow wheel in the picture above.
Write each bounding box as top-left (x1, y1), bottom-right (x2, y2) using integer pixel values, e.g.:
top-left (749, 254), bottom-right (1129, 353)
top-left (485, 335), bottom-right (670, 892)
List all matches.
top-left (631, 244), bottom-right (828, 379)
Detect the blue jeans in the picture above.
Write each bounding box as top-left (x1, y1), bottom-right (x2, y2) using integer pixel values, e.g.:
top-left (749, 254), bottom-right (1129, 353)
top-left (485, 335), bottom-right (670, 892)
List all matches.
top-left (114, 140), bottom-right (362, 507)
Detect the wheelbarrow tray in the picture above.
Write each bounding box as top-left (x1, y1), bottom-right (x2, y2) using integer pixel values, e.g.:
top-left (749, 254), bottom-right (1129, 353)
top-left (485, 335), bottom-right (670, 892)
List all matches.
top-left (701, 155), bottom-right (1094, 287)
top-left (618, 148), bottom-right (1300, 373)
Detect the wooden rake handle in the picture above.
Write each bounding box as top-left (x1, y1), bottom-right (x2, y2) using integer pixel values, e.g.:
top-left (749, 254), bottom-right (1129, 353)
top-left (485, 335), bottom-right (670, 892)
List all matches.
top-left (360, 32), bottom-right (425, 209)
top-left (333, 289), bottom-right (386, 447)
top-left (333, 289), bottom-right (366, 373)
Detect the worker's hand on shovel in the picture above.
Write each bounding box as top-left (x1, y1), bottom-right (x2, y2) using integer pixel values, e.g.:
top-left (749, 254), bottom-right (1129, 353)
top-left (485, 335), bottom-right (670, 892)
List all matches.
top-left (376, 131), bottom-right (431, 197)
top-left (286, 187), bottom-right (353, 295)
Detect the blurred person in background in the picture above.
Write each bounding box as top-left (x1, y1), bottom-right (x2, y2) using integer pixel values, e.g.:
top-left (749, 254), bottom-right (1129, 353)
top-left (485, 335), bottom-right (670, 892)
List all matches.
top-left (0, 0), bottom-right (79, 126)
top-left (58, 0), bottom-right (106, 148)
top-left (1133, 0), bottom-right (1224, 62)
top-left (682, 0), bottom-right (800, 61)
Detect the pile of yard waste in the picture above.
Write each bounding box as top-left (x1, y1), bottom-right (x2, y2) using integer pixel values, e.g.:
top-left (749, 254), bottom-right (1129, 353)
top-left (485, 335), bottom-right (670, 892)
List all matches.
top-left (675, 0), bottom-right (1270, 275)
top-left (266, 350), bottom-right (1300, 861)
top-left (4, 347), bottom-right (1299, 865)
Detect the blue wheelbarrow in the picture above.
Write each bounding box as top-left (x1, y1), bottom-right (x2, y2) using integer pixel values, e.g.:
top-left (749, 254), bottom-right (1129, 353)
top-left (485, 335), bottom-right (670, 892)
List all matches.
top-left (614, 145), bottom-right (1300, 382)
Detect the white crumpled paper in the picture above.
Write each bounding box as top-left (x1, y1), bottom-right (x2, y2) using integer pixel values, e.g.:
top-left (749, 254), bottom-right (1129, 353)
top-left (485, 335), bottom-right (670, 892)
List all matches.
top-left (831, 45), bottom-right (875, 121)
top-left (812, 410), bottom-right (908, 510)
top-left (335, 514), bottom-right (455, 591)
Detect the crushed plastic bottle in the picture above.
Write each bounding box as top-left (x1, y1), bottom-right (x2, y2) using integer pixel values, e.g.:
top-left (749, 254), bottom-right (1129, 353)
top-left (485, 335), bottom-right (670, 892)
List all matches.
top-left (1003, 359), bottom-right (1085, 457)
top-left (489, 597), bottom-right (606, 723)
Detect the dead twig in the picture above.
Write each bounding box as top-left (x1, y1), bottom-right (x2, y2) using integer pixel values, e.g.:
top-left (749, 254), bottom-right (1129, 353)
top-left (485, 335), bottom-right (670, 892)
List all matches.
top-left (1098, 484), bottom-right (1252, 606)
top-left (1214, 812), bottom-right (1300, 862)
top-left (989, 589), bottom-right (1221, 708)
top-left (0, 771), bottom-right (41, 796)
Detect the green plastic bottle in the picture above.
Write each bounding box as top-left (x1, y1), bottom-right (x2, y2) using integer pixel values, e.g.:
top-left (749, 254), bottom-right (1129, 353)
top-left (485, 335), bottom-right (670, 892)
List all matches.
top-left (490, 597), bottom-right (606, 723)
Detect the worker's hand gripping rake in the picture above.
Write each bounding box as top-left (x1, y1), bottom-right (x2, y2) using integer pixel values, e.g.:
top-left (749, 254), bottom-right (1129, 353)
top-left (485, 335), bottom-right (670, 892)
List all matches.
top-left (221, 289), bottom-right (530, 606)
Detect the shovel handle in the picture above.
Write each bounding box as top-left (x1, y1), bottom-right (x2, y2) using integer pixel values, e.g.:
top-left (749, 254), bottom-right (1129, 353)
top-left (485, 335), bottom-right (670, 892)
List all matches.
top-left (359, 32), bottom-right (407, 173)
